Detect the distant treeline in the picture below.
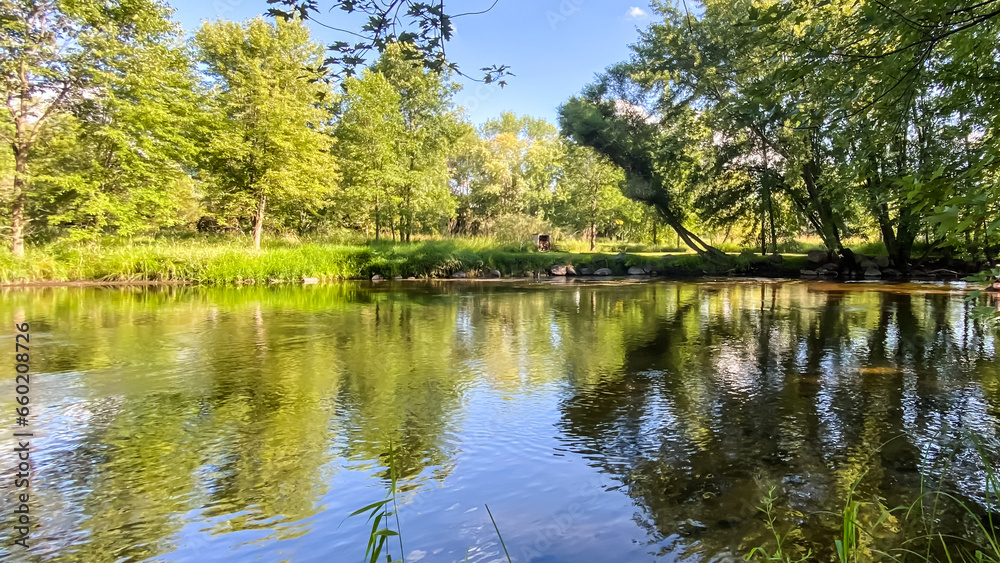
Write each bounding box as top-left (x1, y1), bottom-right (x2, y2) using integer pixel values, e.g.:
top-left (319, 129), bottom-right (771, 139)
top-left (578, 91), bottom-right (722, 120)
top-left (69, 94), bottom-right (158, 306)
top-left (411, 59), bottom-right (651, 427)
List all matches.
top-left (3, 0), bottom-right (998, 269)
top-left (0, 3), bottom-right (654, 254)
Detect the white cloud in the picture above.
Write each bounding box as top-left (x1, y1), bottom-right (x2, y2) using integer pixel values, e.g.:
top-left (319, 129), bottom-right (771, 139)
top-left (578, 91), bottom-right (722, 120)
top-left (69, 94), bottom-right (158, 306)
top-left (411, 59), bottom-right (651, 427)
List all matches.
top-left (624, 6), bottom-right (648, 19)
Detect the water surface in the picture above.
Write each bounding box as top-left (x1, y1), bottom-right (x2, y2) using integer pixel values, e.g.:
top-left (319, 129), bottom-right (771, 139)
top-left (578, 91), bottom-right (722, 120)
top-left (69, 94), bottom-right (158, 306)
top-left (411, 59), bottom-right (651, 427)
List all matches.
top-left (1, 279), bottom-right (998, 562)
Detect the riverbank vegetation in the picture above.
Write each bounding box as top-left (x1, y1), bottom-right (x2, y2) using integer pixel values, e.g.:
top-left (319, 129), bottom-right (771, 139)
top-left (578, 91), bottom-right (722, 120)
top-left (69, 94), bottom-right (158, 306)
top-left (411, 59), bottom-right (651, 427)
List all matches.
top-left (0, 236), bottom-right (737, 284)
top-left (3, 0), bottom-right (998, 283)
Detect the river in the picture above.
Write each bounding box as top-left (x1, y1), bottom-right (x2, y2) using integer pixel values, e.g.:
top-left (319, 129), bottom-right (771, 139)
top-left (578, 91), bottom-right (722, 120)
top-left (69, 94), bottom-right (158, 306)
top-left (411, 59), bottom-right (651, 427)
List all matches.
top-left (1, 279), bottom-right (998, 562)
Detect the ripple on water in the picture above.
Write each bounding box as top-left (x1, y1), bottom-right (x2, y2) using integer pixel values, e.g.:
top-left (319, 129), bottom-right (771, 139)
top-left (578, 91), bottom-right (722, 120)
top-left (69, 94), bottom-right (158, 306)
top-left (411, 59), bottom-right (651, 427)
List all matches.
top-left (7, 281), bottom-right (1000, 562)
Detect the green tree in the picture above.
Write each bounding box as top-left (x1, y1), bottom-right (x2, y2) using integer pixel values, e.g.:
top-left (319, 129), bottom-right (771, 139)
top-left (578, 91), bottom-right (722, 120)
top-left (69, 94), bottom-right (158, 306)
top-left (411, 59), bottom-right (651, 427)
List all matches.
top-left (373, 43), bottom-right (461, 241)
top-left (622, 0), bottom-right (1000, 266)
top-left (28, 20), bottom-right (199, 240)
top-left (724, 0), bottom-right (967, 265)
top-left (803, 0), bottom-right (1000, 264)
top-left (559, 69), bottom-right (725, 259)
top-left (0, 0), bottom-right (186, 255)
top-left (333, 69), bottom-right (405, 240)
top-left (554, 144), bottom-right (628, 251)
top-left (446, 122), bottom-right (488, 235)
top-left (629, 1), bottom-right (849, 254)
top-left (481, 113), bottom-right (564, 219)
top-left (194, 17), bottom-right (338, 250)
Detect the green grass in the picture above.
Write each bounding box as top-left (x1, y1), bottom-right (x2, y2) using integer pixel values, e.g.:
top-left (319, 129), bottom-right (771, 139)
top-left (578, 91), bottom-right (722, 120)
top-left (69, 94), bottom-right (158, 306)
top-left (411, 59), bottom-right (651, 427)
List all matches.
top-left (747, 486), bottom-right (813, 562)
top-left (0, 236), bottom-right (724, 284)
top-left (352, 438), bottom-right (1000, 563)
top-left (0, 237), bottom-right (596, 284)
top-left (747, 436), bottom-right (1000, 563)
top-left (351, 442), bottom-right (512, 563)
top-left (0, 234), bottom-right (889, 285)
top-left (347, 443), bottom-right (405, 563)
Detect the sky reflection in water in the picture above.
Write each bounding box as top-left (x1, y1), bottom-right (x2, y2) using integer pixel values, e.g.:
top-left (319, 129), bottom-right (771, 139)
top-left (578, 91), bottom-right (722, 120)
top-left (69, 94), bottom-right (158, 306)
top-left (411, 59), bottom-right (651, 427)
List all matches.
top-left (0, 279), bottom-right (997, 562)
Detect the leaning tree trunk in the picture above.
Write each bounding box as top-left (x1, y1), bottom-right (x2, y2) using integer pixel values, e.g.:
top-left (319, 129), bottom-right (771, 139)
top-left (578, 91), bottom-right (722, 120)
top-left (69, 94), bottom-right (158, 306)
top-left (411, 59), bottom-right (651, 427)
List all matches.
top-left (252, 193), bottom-right (266, 251)
top-left (662, 212), bottom-right (725, 259)
top-left (642, 191), bottom-right (728, 260)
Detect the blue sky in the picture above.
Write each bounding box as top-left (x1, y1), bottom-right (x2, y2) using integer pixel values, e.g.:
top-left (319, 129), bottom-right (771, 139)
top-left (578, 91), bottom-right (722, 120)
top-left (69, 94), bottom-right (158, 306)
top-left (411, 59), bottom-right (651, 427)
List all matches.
top-left (166, 0), bottom-right (655, 125)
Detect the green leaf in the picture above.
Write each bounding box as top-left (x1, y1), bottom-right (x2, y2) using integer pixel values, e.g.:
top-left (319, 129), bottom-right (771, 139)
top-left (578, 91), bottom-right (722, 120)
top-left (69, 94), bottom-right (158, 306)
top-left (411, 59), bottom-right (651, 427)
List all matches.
top-left (349, 500), bottom-right (392, 518)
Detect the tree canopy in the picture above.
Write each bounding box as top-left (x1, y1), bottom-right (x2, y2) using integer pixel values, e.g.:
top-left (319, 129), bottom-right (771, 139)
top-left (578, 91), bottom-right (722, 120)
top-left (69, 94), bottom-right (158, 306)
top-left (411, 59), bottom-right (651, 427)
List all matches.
top-left (0, 0), bottom-right (192, 253)
top-left (195, 17), bottom-right (339, 250)
top-left (3, 0), bottom-right (999, 273)
top-left (559, 0), bottom-right (1000, 266)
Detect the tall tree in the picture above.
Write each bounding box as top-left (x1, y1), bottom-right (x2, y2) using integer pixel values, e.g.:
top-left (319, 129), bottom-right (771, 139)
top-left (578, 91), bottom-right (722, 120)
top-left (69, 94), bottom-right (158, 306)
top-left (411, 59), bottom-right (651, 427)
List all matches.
top-left (195, 17), bottom-right (338, 250)
top-left (0, 0), bottom-right (184, 255)
top-left (446, 122), bottom-right (488, 235)
top-left (554, 144), bottom-right (628, 251)
top-left (373, 43), bottom-right (460, 241)
top-left (477, 113), bottom-right (564, 222)
top-left (333, 69), bottom-right (405, 240)
top-left (623, 0), bottom-right (1000, 265)
top-left (630, 1), bottom-right (849, 253)
top-left (28, 17), bottom-right (199, 240)
top-left (727, 0), bottom-right (984, 266)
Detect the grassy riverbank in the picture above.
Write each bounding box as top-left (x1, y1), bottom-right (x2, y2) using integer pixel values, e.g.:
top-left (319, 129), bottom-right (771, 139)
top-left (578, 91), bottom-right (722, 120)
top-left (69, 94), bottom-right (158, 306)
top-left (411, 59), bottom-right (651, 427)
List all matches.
top-left (1, 237), bottom-right (795, 285)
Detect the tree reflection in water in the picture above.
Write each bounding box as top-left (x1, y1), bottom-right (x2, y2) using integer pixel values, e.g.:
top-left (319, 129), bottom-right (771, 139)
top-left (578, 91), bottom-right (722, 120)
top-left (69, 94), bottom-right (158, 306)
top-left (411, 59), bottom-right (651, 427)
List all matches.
top-left (1, 280), bottom-right (997, 562)
top-left (559, 281), bottom-right (1000, 560)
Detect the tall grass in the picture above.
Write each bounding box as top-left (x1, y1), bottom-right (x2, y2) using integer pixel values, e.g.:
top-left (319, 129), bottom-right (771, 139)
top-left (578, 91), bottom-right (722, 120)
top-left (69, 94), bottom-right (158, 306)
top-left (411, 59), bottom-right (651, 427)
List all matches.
top-left (747, 486), bottom-right (812, 562)
top-left (4, 233), bottom-right (907, 285)
top-left (0, 235), bottom-right (741, 284)
top-left (747, 437), bottom-right (1000, 563)
top-left (0, 237), bottom-right (580, 284)
top-left (348, 444), bottom-right (405, 563)
top-left (350, 444), bottom-right (512, 563)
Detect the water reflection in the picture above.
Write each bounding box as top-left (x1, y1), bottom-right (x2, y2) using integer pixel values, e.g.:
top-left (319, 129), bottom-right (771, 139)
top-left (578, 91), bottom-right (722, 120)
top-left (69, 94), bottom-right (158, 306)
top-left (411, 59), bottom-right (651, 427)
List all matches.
top-left (0, 281), bottom-right (996, 562)
top-left (560, 281), bottom-right (1000, 560)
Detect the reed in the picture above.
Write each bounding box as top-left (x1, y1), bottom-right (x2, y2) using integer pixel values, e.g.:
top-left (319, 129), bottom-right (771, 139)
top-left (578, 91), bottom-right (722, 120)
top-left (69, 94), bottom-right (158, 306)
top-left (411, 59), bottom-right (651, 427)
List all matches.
top-left (748, 436), bottom-right (1000, 563)
top-left (347, 444), bottom-right (405, 563)
top-left (0, 236), bottom-right (731, 284)
top-left (348, 444), bottom-right (513, 563)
